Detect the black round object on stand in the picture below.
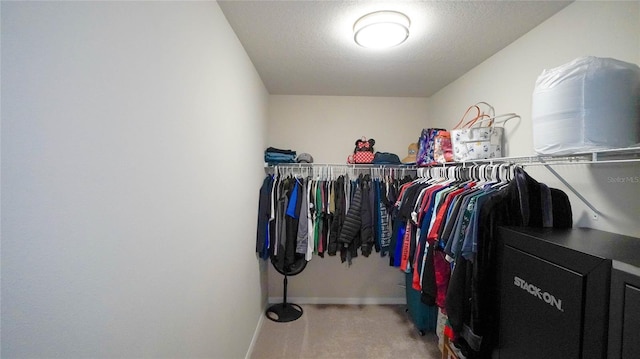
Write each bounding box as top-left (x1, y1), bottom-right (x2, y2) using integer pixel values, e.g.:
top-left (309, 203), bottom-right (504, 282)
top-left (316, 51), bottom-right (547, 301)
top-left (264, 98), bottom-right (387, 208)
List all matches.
top-left (265, 254), bottom-right (307, 322)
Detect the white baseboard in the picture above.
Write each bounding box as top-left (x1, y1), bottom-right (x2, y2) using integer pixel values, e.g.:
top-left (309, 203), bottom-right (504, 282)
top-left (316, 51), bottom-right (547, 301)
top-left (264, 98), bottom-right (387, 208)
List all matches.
top-left (245, 304), bottom-right (267, 359)
top-left (267, 297), bottom-right (406, 305)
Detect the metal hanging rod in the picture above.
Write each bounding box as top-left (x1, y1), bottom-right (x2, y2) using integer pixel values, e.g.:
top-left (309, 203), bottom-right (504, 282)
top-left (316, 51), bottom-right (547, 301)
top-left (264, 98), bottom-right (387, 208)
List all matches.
top-left (449, 147), bottom-right (640, 167)
top-left (456, 157), bottom-right (640, 167)
top-left (516, 158), bottom-right (640, 167)
top-left (266, 157), bottom-right (640, 169)
top-left (263, 162), bottom-right (417, 169)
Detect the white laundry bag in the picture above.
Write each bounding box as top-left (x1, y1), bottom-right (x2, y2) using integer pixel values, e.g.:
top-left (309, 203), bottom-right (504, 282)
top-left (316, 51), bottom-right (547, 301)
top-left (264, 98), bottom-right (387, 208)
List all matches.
top-left (532, 56), bottom-right (640, 155)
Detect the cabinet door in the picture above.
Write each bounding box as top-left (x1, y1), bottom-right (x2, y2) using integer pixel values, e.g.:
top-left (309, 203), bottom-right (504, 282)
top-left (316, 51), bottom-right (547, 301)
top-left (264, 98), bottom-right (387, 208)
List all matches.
top-left (622, 284), bottom-right (640, 358)
top-left (609, 266), bottom-right (640, 358)
top-left (499, 246), bottom-right (584, 359)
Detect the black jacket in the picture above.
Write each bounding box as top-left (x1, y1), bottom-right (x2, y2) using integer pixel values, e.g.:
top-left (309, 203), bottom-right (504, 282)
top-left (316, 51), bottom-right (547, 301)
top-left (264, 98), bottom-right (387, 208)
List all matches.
top-left (256, 175), bottom-right (273, 259)
top-left (328, 176), bottom-right (346, 256)
top-left (338, 181), bottom-right (362, 263)
top-left (360, 177), bottom-right (374, 257)
top-left (337, 175), bottom-right (376, 262)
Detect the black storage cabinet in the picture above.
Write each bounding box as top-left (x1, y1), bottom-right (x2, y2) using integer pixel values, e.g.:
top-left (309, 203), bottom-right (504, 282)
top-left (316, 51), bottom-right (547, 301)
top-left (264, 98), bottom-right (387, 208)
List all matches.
top-left (497, 226), bottom-right (640, 359)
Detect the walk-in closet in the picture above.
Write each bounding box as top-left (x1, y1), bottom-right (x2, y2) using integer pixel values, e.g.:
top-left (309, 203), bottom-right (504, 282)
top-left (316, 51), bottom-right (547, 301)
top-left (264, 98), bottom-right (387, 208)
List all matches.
top-left (2, 1), bottom-right (639, 359)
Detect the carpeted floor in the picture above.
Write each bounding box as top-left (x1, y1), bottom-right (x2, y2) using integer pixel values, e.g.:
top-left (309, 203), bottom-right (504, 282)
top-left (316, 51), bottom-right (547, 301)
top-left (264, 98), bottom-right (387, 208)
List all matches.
top-left (250, 304), bottom-right (442, 359)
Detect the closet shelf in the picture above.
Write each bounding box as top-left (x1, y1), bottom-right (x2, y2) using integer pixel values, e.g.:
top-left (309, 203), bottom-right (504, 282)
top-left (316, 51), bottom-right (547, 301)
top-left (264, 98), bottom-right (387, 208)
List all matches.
top-left (264, 162), bottom-right (415, 169)
top-left (264, 146), bottom-right (640, 170)
top-left (458, 146), bottom-right (640, 167)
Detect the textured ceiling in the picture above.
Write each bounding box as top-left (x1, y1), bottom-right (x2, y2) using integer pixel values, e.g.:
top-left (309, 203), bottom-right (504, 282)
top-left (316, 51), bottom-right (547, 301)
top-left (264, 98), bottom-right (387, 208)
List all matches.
top-left (218, 1), bottom-right (572, 97)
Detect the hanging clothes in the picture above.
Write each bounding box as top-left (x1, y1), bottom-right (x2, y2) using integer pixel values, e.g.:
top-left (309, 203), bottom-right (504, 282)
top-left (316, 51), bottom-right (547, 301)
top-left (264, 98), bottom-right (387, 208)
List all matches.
top-left (256, 169), bottom-right (407, 265)
top-left (448, 167), bottom-right (572, 358)
top-left (258, 163), bottom-right (574, 358)
top-left (387, 164), bottom-right (573, 358)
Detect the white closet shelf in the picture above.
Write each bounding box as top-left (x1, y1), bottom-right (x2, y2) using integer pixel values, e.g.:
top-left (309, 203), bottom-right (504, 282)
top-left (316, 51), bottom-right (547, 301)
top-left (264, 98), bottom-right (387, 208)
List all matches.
top-left (264, 162), bottom-right (415, 168)
top-left (458, 146), bottom-right (640, 167)
top-left (453, 146), bottom-right (640, 218)
top-left (264, 147), bottom-right (640, 169)
top-left (265, 146), bottom-right (640, 169)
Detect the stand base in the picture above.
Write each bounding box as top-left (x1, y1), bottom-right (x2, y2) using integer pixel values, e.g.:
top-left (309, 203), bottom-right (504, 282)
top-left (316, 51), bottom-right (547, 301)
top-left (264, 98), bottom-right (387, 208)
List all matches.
top-left (265, 303), bottom-right (303, 323)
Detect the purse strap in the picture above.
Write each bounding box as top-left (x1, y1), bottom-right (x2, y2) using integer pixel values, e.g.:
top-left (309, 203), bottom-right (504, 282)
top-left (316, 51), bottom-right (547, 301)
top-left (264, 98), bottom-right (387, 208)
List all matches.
top-left (469, 113), bottom-right (521, 127)
top-left (453, 102), bottom-right (498, 129)
top-left (453, 105), bottom-right (480, 129)
top-left (475, 101), bottom-right (496, 119)
top-left (453, 105), bottom-right (492, 129)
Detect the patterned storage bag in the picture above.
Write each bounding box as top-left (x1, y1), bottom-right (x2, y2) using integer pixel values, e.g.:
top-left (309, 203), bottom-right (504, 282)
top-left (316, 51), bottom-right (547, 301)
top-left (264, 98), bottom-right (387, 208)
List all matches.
top-left (347, 137), bottom-right (376, 164)
top-left (416, 128), bottom-right (452, 166)
top-left (432, 130), bottom-right (454, 164)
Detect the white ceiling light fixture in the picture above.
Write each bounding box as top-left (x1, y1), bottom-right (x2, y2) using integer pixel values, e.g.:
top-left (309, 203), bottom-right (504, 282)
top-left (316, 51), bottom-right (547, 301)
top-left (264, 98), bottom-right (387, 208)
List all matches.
top-left (353, 10), bottom-right (411, 49)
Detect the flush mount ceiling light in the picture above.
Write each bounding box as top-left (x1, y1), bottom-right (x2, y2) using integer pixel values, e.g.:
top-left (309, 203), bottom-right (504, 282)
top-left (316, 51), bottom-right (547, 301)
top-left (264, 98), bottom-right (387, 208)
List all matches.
top-left (353, 10), bottom-right (410, 49)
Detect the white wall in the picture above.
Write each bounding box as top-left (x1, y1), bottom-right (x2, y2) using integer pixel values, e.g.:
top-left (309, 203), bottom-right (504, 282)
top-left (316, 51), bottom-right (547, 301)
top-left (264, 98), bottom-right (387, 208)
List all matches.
top-left (269, 95), bottom-right (429, 163)
top-left (428, 1), bottom-right (640, 237)
top-left (267, 95), bottom-right (428, 302)
top-left (1, 2), bottom-right (268, 358)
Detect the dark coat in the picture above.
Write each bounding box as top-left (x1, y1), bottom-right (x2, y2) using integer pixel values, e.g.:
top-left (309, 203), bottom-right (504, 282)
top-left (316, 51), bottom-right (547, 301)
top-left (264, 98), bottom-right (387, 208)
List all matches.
top-left (256, 175), bottom-right (273, 259)
top-left (328, 176), bottom-right (346, 256)
top-left (359, 178), bottom-right (374, 257)
top-left (338, 183), bottom-right (362, 263)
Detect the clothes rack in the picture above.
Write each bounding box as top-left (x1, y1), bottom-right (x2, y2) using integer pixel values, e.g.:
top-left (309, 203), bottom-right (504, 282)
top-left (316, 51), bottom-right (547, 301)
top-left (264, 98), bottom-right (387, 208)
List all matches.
top-left (265, 163), bottom-right (417, 181)
top-left (265, 146), bottom-right (640, 217)
top-left (264, 146), bottom-right (640, 172)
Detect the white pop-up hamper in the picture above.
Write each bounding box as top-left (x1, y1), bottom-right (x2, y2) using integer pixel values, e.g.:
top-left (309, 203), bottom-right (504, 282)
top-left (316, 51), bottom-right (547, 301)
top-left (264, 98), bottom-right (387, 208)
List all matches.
top-left (532, 56), bottom-right (640, 155)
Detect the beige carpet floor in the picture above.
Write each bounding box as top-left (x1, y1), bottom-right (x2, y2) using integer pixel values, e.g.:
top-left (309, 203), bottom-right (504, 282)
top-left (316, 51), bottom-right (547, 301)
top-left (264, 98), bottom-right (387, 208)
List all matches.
top-left (250, 304), bottom-right (442, 359)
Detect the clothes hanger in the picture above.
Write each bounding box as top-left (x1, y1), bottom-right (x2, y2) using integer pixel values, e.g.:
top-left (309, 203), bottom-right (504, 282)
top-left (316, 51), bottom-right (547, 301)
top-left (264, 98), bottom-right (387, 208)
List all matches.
top-left (497, 163), bottom-right (511, 188)
top-left (479, 163), bottom-right (499, 188)
top-left (491, 163), bottom-right (513, 189)
top-left (416, 167), bottom-right (432, 183)
top-left (479, 164), bottom-right (492, 187)
top-left (470, 164), bottom-right (483, 188)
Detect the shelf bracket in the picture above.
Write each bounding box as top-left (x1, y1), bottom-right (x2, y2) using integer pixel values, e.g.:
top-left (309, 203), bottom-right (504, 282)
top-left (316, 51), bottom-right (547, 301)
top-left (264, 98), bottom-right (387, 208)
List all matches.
top-left (540, 159), bottom-right (602, 218)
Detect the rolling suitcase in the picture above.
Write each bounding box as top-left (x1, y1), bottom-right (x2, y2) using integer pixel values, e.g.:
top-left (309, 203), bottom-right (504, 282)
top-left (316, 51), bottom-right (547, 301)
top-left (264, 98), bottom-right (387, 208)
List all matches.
top-left (405, 271), bottom-right (437, 336)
